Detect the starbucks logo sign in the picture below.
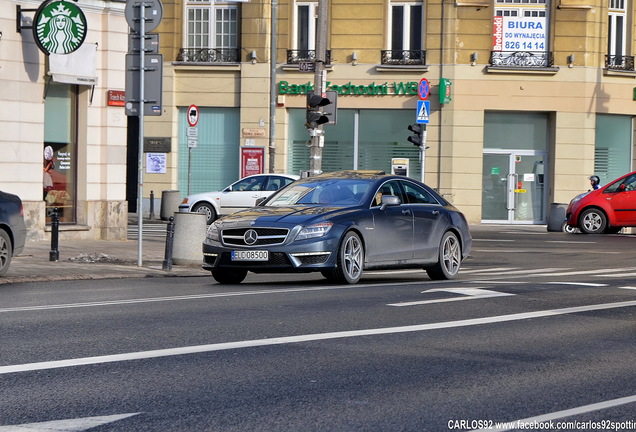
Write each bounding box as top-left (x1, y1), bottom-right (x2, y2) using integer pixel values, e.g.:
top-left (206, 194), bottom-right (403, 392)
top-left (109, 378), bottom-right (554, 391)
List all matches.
top-left (33, 0), bottom-right (87, 55)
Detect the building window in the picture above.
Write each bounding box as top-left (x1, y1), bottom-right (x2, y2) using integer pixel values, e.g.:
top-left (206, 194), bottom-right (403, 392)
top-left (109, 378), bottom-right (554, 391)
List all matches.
top-left (382, 1), bottom-right (425, 65)
top-left (177, 0), bottom-right (239, 63)
top-left (491, 1), bottom-right (551, 68)
top-left (607, 0), bottom-right (633, 70)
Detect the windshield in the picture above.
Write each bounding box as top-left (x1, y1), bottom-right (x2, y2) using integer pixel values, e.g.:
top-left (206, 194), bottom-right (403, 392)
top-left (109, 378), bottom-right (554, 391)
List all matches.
top-left (267, 179), bottom-right (371, 207)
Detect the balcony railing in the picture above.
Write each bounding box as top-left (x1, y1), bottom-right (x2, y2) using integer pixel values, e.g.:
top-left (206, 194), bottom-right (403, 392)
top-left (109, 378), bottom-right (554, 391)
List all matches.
top-left (490, 51), bottom-right (554, 68)
top-left (605, 55), bottom-right (635, 71)
top-left (176, 48), bottom-right (239, 63)
top-left (381, 50), bottom-right (426, 66)
top-left (286, 50), bottom-right (332, 65)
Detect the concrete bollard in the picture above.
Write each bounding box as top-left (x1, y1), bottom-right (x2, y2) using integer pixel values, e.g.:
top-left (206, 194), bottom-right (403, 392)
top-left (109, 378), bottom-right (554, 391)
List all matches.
top-left (171, 212), bottom-right (207, 265)
top-left (160, 190), bottom-right (181, 221)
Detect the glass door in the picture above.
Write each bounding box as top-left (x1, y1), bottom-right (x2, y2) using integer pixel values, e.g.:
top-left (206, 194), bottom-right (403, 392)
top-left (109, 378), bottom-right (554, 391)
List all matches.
top-left (482, 151), bottom-right (546, 224)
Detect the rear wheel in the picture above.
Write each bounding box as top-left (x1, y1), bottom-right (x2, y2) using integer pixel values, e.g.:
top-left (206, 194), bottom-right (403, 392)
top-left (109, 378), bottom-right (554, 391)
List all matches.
top-left (324, 231), bottom-right (364, 284)
top-left (211, 269), bottom-right (247, 284)
top-left (0, 230), bottom-right (12, 276)
top-left (193, 202), bottom-right (217, 225)
top-left (426, 231), bottom-right (461, 280)
top-left (579, 208), bottom-right (606, 234)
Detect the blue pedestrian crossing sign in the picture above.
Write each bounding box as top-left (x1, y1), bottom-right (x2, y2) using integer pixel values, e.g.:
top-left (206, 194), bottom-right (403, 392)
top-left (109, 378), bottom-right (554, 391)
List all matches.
top-left (416, 100), bottom-right (430, 124)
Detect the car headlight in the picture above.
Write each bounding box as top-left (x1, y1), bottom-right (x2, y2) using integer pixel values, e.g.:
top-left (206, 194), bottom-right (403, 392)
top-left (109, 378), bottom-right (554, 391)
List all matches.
top-left (205, 223), bottom-right (220, 242)
top-left (295, 222), bottom-right (333, 241)
top-left (569, 192), bottom-right (588, 205)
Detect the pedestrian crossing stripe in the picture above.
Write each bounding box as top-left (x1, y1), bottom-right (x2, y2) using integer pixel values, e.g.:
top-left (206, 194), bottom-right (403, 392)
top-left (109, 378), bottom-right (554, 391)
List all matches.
top-left (416, 100), bottom-right (430, 124)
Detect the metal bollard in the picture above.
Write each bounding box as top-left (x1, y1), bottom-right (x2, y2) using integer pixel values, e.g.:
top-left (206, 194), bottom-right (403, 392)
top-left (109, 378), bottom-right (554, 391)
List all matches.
top-left (49, 207), bottom-right (59, 262)
top-left (149, 190), bottom-right (155, 220)
top-left (162, 216), bottom-right (175, 271)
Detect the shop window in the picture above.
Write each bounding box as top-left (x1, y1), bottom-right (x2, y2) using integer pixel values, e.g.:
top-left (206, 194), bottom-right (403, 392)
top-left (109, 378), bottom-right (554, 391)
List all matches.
top-left (177, 0), bottom-right (239, 63)
top-left (594, 114), bottom-right (632, 184)
top-left (382, 2), bottom-right (425, 65)
top-left (44, 83), bottom-right (77, 224)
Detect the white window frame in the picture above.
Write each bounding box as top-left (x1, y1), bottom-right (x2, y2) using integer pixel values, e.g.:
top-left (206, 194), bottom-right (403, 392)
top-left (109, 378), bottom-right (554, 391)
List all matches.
top-left (608, 0), bottom-right (627, 57)
top-left (294, 2), bottom-right (317, 51)
top-left (387, 1), bottom-right (423, 51)
top-left (184, 0), bottom-right (238, 50)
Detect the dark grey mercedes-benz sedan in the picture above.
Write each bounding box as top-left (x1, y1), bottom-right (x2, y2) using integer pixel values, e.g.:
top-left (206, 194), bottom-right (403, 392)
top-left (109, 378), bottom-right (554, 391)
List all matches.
top-left (202, 170), bottom-right (472, 284)
top-left (0, 190), bottom-right (27, 276)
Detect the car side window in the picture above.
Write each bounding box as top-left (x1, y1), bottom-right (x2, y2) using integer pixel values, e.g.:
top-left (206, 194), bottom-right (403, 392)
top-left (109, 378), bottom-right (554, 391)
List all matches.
top-left (401, 181), bottom-right (440, 205)
top-left (265, 176), bottom-right (295, 191)
top-left (234, 177), bottom-right (265, 192)
top-left (373, 180), bottom-right (404, 206)
top-left (605, 174), bottom-right (636, 193)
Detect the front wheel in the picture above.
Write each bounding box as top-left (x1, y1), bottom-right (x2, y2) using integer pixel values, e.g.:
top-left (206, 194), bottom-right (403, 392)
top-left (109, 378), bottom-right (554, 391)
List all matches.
top-left (193, 202), bottom-right (217, 225)
top-left (0, 230), bottom-right (13, 276)
top-left (426, 231), bottom-right (461, 280)
top-left (324, 231), bottom-right (364, 284)
top-left (579, 208), bottom-right (606, 234)
top-left (211, 268), bottom-right (247, 284)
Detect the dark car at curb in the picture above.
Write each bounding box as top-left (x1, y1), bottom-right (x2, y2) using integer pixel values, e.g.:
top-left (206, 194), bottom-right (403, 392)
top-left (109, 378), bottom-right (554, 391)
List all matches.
top-left (566, 171), bottom-right (636, 234)
top-left (202, 170), bottom-right (472, 284)
top-left (0, 191), bottom-right (27, 276)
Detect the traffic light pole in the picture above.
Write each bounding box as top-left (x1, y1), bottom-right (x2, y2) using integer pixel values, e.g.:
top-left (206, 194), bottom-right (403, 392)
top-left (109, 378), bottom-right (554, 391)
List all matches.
top-left (309, 0), bottom-right (328, 175)
top-left (420, 125), bottom-right (427, 183)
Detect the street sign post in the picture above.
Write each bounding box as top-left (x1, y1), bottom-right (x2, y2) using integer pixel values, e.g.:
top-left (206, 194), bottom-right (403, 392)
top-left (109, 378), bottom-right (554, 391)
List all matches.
top-left (418, 78), bottom-right (430, 100)
top-left (416, 100), bottom-right (430, 124)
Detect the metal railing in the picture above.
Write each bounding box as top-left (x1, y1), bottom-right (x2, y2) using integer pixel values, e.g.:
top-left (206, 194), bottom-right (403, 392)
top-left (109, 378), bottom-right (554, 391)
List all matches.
top-left (176, 48), bottom-right (239, 63)
top-left (286, 50), bottom-right (332, 65)
top-left (489, 51), bottom-right (554, 68)
top-left (381, 50), bottom-right (426, 65)
top-left (605, 55), bottom-right (635, 71)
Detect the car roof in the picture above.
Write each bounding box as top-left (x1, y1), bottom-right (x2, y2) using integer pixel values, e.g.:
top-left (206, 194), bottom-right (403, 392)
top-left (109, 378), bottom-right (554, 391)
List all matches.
top-left (305, 170), bottom-right (387, 181)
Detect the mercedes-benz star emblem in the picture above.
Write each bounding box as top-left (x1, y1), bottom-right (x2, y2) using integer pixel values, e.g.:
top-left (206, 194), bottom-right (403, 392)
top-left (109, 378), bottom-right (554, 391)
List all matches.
top-left (244, 229), bottom-right (258, 245)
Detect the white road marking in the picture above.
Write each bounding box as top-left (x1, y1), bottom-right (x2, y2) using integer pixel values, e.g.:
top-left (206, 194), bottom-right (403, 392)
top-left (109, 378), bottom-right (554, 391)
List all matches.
top-left (620, 286), bottom-right (636, 290)
top-left (545, 282), bottom-right (608, 287)
top-left (534, 268), bottom-right (636, 277)
top-left (459, 267), bottom-right (516, 274)
top-left (597, 272), bottom-right (636, 278)
top-left (2, 300), bottom-right (636, 376)
top-left (479, 268), bottom-right (566, 276)
top-left (0, 413), bottom-right (140, 431)
top-left (388, 287), bottom-right (514, 307)
top-left (471, 394), bottom-right (636, 432)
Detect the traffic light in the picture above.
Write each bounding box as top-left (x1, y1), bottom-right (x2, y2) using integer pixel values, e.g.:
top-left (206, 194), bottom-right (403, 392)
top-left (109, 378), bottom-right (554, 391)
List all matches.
top-left (306, 91), bottom-right (331, 128)
top-left (407, 124), bottom-right (423, 147)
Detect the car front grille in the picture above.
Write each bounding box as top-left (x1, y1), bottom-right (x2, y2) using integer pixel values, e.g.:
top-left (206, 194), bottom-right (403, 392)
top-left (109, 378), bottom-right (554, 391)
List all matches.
top-left (222, 227), bottom-right (289, 247)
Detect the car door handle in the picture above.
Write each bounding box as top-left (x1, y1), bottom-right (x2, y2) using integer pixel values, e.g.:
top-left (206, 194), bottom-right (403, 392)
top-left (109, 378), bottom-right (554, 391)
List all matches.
top-left (402, 209), bottom-right (411, 215)
top-left (431, 210), bottom-right (440, 215)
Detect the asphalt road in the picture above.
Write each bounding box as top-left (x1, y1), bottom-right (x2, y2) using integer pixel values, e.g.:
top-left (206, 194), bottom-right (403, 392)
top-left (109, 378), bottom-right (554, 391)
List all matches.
top-left (1, 226), bottom-right (636, 431)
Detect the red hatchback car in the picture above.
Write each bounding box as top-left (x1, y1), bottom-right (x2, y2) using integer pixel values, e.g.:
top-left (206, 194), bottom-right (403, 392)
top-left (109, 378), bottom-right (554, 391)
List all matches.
top-left (566, 171), bottom-right (636, 234)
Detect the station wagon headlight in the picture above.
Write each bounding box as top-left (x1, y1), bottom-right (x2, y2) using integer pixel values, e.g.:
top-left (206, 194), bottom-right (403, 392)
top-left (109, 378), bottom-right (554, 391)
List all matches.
top-left (295, 222), bottom-right (333, 241)
top-left (206, 223), bottom-right (220, 242)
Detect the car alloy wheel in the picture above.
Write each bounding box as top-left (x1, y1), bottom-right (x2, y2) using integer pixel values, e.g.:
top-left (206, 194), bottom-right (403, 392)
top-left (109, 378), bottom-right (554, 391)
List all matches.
top-left (427, 231), bottom-right (461, 280)
top-left (579, 208), bottom-right (606, 234)
top-left (328, 231), bottom-right (364, 284)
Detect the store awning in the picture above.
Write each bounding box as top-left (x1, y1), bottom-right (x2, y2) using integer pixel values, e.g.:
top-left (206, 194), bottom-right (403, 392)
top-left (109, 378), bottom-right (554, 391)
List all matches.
top-left (48, 43), bottom-right (98, 85)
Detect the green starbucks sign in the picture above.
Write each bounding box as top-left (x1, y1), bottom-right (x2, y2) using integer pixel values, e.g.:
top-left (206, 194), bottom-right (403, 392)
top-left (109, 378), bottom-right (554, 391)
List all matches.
top-left (33, 0), bottom-right (87, 55)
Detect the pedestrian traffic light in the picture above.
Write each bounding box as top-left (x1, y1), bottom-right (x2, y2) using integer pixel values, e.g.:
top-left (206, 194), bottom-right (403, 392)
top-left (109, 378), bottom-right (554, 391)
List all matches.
top-left (306, 91), bottom-right (331, 128)
top-left (407, 124), bottom-right (423, 147)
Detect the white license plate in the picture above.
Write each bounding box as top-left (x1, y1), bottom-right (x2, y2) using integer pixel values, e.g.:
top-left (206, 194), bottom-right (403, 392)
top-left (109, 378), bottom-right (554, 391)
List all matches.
top-left (231, 250), bottom-right (269, 261)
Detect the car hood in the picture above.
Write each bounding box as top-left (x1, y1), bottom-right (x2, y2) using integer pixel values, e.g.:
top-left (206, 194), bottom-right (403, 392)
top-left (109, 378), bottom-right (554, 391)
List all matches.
top-left (215, 205), bottom-right (359, 227)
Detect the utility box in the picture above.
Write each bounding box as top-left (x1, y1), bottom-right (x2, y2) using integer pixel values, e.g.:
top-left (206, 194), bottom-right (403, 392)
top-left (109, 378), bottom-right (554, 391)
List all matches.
top-left (391, 158), bottom-right (409, 176)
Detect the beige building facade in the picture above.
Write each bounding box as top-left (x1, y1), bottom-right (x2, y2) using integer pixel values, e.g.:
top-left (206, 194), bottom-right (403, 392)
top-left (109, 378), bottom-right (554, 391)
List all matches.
top-left (145, 0), bottom-right (636, 226)
top-left (1, 0), bottom-right (128, 240)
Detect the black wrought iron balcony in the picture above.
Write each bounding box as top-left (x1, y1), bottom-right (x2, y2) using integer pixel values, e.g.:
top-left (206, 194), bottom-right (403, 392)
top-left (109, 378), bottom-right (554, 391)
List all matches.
top-left (176, 48), bottom-right (239, 63)
top-left (286, 50), bottom-right (332, 65)
top-left (605, 55), bottom-right (635, 71)
top-left (489, 51), bottom-right (554, 68)
top-left (380, 50), bottom-right (426, 66)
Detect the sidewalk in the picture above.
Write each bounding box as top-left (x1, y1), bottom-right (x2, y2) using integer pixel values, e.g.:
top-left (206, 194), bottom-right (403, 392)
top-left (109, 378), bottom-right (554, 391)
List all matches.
top-left (0, 214), bottom-right (210, 285)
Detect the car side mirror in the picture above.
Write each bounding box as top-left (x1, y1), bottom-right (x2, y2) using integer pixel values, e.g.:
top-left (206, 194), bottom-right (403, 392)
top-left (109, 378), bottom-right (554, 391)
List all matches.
top-left (619, 184), bottom-right (627, 192)
top-left (255, 197), bottom-right (267, 206)
top-left (380, 195), bottom-right (400, 211)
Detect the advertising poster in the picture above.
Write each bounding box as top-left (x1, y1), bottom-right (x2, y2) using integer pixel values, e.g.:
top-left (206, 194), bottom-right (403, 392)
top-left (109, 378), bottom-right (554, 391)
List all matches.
top-left (492, 16), bottom-right (546, 52)
top-left (241, 147), bottom-right (264, 178)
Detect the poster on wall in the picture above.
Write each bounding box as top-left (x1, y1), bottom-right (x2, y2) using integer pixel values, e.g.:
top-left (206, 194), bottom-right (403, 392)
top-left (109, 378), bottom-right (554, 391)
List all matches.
top-left (146, 153), bottom-right (167, 174)
top-left (241, 147), bottom-right (264, 178)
